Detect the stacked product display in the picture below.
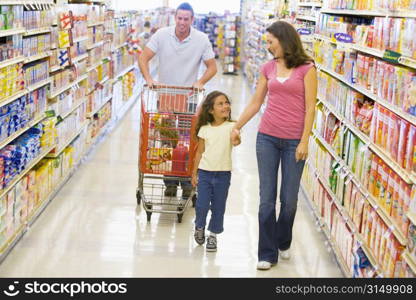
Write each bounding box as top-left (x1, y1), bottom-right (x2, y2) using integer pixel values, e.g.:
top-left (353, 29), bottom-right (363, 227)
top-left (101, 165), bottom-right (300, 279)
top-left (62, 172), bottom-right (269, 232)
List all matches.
top-left (241, 0), bottom-right (277, 91)
top-left (218, 14), bottom-right (241, 74)
top-left (0, 0), bottom-right (142, 261)
top-left (299, 0), bottom-right (416, 278)
top-left (240, 0), bottom-right (416, 278)
top-left (195, 13), bottom-right (223, 58)
top-left (294, 1), bottom-right (322, 56)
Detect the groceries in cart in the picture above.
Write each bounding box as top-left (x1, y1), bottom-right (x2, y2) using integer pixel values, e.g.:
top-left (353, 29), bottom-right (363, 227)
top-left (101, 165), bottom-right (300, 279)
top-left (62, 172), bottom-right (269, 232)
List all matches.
top-left (145, 113), bottom-right (191, 175)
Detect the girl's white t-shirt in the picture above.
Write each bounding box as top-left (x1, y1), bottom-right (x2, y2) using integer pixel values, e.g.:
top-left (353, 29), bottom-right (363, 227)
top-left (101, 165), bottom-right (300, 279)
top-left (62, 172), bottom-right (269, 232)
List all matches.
top-left (197, 121), bottom-right (235, 171)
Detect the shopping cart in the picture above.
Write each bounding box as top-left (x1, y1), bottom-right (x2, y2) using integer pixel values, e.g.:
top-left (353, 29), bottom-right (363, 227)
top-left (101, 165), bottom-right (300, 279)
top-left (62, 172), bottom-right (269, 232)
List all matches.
top-left (136, 84), bottom-right (204, 223)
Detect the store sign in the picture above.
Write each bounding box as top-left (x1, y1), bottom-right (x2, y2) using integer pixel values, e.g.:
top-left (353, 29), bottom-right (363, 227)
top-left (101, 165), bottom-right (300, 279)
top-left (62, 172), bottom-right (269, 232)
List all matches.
top-left (297, 28), bottom-right (312, 36)
top-left (383, 50), bottom-right (401, 64)
top-left (334, 33), bottom-right (353, 43)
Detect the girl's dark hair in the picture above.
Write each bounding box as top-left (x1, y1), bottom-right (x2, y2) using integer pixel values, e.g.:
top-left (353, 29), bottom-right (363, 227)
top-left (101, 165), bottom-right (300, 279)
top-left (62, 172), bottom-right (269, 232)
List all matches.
top-left (266, 21), bottom-right (313, 69)
top-left (195, 91), bottom-right (231, 138)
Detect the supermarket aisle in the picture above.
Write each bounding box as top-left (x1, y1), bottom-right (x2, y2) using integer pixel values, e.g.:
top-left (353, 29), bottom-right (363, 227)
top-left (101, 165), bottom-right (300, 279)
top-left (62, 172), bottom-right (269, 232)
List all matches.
top-left (0, 72), bottom-right (342, 278)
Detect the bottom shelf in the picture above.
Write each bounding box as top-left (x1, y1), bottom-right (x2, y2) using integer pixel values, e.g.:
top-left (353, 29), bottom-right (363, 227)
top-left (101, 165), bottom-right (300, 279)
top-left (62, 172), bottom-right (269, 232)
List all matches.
top-left (0, 91), bottom-right (137, 261)
top-left (301, 184), bottom-right (353, 277)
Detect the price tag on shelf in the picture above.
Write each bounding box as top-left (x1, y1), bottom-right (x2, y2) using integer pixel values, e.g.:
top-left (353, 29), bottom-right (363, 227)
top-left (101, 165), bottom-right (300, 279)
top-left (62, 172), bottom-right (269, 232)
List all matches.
top-left (383, 228), bottom-right (392, 239)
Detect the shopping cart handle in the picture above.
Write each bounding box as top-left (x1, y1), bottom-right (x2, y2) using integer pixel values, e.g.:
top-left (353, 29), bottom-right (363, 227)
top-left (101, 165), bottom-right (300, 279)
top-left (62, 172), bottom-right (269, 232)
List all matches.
top-left (144, 84), bottom-right (205, 92)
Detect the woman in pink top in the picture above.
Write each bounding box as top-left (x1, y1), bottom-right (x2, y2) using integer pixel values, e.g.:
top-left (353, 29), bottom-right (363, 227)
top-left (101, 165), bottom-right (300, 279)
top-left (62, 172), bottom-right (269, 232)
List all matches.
top-left (231, 21), bottom-right (317, 270)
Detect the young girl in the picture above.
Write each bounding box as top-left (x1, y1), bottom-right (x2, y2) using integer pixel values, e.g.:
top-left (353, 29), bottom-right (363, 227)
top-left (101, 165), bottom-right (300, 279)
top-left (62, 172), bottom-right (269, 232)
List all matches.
top-left (192, 91), bottom-right (240, 252)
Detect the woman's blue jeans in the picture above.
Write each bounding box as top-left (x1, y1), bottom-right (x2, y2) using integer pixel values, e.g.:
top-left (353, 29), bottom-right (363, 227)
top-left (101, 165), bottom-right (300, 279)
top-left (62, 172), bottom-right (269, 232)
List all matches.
top-left (195, 169), bottom-right (231, 234)
top-left (256, 132), bottom-right (305, 263)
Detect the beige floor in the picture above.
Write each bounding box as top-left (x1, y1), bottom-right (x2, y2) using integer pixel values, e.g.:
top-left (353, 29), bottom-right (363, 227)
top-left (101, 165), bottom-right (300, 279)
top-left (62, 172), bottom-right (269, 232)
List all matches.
top-left (0, 72), bottom-right (343, 277)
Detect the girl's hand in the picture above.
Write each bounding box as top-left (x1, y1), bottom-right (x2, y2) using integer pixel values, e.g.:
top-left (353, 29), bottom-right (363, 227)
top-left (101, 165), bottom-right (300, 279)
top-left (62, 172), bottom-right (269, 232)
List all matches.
top-left (231, 128), bottom-right (241, 146)
top-left (296, 142), bottom-right (308, 162)
top-left (191, 173), bottom-right (198, 187)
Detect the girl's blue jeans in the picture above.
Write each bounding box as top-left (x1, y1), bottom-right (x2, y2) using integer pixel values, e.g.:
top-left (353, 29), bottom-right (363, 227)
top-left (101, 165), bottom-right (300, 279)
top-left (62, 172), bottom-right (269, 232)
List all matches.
top-left (195, 169), bottom-right (231, 234)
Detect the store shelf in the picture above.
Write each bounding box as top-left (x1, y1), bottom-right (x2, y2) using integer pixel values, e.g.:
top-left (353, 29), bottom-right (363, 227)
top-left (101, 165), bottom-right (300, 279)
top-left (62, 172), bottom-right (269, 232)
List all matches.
top-left (87, 60), bottom-right (103, 72)
top-left (317, 64), bottom-right (416, 130)
top-left (301, 36), bottom-right (314, 43)
top-left (318, 96), bottom-right (416, 185)
top-left (0, 56), bottom-right (25, 69)
top-left (47, 122), bottom-right (88, 158)
top-left (0, 114), bottom-right (45, 151)
top-left (59, 97), bottom-right (87, 119)
top-left (100, 76), bottom-right (110, 84)
top-left (0, 223), bottom-right (25, 257)
top-left (399, 56), bottom-right (416, 70)
top-left (87, 40), bottom-right (104, 50)
top-left (320, 8), bottom-right (416, 17)
top-left (24, 27), bottom-right (51, 37)
top-left (308, 145), bottom-right (385, 276)
top-left (87, 95), bottom-right (112, 118)
top-left (112, 42), bottom-right (127, 51)
top-left (403, 251), bottom-right (416, 274)
top-left (115, 65), bottom-right (134, 79)
top-left (315, 35), bottom-right (416, 70)
top-left (87, 21), bottom-right (104, 27)
top-left (0, 0), bottom-right (54, 4)
top-left (49, 74), bottom-right (88, 99)
top-left (24, 52), bottom-right (51, 64)
top-left (296, 15), bottom-right (317, 22)
top-left (50, 65), bottom-right (65, 73)
top-left (0, 90), bottom-right (27, 107)
top-left (312, 127), bottom-right (407, 246)
top-left (320, 9), bottom-right (385, 16)
top-left (0, 28), bottom-right (25, 38)
top-left (408, 212), bottom-right (416, 226)
top-left (301, 183), bottom-right (352, 277)
top-left (73, 36), bottom-right (88, 43)
top-left (0, 146), bottom-right (54, 200)
top-left (27, 78), bottom-right (52, 92)
top-left (298, 2), bottom-right (322, 7)
top-left (71, 53), bottom-right (88, 64)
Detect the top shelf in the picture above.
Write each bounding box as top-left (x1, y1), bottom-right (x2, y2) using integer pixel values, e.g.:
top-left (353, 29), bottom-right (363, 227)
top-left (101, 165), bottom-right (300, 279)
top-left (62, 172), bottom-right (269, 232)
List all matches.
top-left (320, 8), bottom-right (416, 18)
top-left (298, 2), bottom-right (322, 7)
top-left (0, 0), bottom-right (54, 4)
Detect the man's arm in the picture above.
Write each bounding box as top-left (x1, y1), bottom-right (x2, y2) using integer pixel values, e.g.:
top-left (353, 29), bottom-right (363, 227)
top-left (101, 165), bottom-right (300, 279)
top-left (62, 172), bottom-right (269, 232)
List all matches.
top-left (138, 46), bottom-right (156, 86)
top-left (193, 58), bottom-right (217, 89)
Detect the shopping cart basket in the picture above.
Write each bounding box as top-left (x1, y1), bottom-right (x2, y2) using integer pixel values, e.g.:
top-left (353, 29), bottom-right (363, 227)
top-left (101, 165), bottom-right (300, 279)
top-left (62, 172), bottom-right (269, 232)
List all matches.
top-left (136, 84), bottom-right (204, 223)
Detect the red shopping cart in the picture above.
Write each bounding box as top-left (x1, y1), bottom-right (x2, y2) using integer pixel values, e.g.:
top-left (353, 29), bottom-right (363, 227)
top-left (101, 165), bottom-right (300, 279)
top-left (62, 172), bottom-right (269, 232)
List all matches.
top-left (136, 84), bottom-right (204, 223)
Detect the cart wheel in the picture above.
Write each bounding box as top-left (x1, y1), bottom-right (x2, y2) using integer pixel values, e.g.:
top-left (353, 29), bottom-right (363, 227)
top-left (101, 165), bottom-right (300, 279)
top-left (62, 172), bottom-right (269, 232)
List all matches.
top-left (136, 190), bottom-right (141, 205)
top-left (146, 211), bottom-right (152, 222)
top-left (177, 213), bottom-right (183, 223)
top-left (192, 194), bottom-right (197, 208)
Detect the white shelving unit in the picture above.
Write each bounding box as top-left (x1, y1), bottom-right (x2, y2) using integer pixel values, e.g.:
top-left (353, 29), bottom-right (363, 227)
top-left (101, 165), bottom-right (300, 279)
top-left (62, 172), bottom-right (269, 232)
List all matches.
top-left (304, 3), bottom-right (416, 278)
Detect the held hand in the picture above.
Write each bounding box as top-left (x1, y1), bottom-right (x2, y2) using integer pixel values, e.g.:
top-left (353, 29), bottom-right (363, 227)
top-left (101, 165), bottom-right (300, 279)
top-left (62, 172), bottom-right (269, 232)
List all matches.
top-left (231, 128), bottom-right (241, 146)
top-left (295, 142), bottom-right (309, 162)
top-left (192, 81), bottom-right (204, 90)
top-left (191, 174), bottom-right (198, 187)
top-left (146, 78), bottom-right (158, 88)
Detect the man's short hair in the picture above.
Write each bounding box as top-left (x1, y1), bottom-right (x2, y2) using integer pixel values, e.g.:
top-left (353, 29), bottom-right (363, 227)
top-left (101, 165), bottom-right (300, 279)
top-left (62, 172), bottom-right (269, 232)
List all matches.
top-left (176, 2), bottom-right (194, 17)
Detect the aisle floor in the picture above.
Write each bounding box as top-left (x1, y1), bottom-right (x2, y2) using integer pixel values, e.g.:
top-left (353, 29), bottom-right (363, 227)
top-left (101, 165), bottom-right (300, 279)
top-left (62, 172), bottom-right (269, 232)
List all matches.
top-left (0, 72), bottom-right (343, 277)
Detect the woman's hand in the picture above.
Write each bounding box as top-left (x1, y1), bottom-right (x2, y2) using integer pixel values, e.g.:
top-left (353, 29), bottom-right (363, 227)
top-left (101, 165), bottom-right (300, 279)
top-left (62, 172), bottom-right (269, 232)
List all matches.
top-left (231, 128), bottom-right (241, 146)
top-left (191, 173), bottom-right (198, 187)
top-left (296, 141), bottom-right (308, 162)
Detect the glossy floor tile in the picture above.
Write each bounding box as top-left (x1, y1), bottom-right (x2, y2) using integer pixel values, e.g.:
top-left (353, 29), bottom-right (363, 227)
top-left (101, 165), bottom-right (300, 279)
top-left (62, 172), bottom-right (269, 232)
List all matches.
top-left (0, 71), bottom-right (343, 278)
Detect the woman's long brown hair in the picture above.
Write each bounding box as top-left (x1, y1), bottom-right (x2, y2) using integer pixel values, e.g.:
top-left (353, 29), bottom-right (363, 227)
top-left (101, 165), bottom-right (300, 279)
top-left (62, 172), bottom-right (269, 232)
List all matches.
top-left (266, 21), bottom-right (314, 69)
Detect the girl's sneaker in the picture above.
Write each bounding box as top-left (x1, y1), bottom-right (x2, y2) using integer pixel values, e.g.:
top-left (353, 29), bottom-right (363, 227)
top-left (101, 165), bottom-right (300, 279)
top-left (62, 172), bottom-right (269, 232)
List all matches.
top-left (206, 235), bottom-right (217, 252)
top-left (194, 227), bottom-right (205, 245)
